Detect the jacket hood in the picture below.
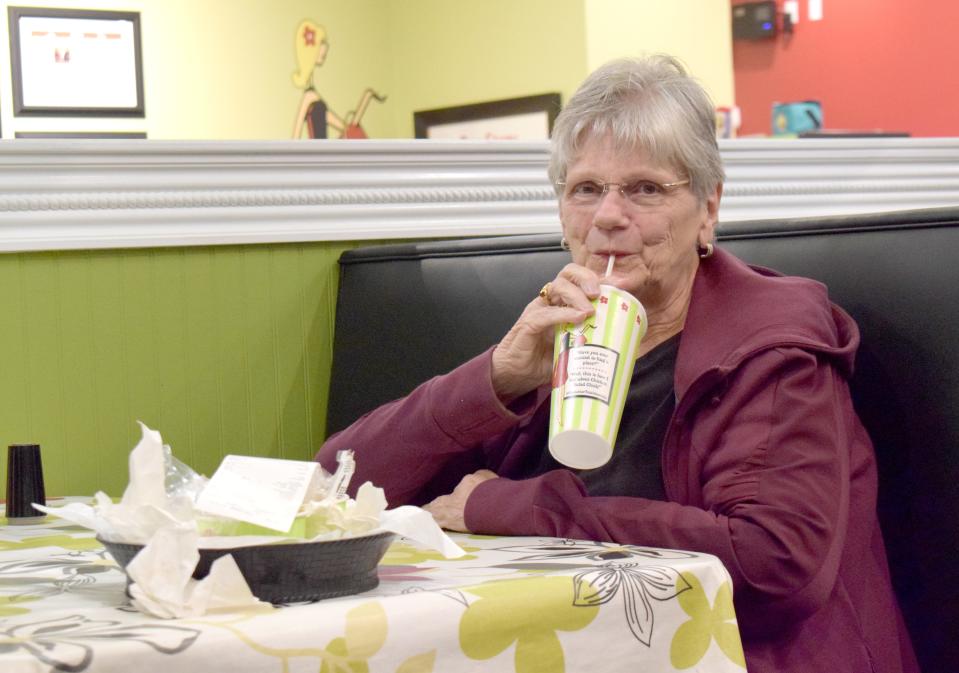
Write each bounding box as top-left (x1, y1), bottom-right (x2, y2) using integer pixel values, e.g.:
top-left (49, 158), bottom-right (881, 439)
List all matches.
top-left (675, 247), bottom-right (860, 402)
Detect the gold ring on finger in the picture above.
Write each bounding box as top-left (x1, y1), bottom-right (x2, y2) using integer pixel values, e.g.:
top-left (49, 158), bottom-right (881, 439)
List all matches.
top-left (538, 282), bottom-right (552, 302)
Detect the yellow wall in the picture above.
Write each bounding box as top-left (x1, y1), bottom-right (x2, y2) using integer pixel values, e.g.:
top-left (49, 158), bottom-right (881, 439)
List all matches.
top-left (1, 0), bottom-right (733, 140)
top-left (385, 0), bottom-right (589, 137)
top-left (584, 0), bottom-right (734, 107)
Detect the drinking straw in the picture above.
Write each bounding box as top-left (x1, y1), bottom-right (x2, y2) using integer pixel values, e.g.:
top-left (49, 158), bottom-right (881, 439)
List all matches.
top-left (605, 254), bottom-right (615, 277)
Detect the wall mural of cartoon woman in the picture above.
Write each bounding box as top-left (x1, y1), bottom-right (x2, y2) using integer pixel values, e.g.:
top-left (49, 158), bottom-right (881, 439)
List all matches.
top-left (291, 20), bottom-right (386, 139)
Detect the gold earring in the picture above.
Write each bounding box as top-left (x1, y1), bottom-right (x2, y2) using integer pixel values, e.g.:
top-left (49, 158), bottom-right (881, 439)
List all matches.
top-left (698, 242), bottom-right (714, 259)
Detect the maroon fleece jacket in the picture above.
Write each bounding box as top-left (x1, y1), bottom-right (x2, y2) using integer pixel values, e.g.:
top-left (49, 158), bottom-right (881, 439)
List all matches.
top-left (318, 247), bottom-right (918, 673)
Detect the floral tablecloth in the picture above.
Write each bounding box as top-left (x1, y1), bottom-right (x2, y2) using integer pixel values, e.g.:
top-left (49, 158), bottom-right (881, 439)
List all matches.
top-left (1, 505), bottom-right (745, 673)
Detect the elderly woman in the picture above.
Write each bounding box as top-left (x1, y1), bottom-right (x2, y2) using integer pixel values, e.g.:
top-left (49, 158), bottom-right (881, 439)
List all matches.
top-left (318, 56), bottom-right (917, 673)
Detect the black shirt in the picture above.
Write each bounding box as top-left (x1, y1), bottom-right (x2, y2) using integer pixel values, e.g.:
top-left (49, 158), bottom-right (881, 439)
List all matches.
top-left (306, 96), bottom-right (328, 139)
top-left (524, 332), bottom-right (680, 500)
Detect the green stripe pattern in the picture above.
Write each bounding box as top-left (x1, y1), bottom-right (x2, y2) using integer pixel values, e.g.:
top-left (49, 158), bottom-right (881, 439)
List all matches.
top-left (548, 285), bottom-right (647, 468)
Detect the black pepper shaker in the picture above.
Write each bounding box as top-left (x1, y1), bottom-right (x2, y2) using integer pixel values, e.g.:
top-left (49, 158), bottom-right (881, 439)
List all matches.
top-left (5, 444), bottom-right (47, 523)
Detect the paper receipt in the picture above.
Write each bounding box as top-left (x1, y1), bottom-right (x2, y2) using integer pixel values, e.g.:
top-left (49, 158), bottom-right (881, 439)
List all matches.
top-left (195, 455), bottom-right (319, 533)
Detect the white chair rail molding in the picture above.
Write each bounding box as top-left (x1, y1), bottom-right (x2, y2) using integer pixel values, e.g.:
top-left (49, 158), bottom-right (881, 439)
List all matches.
top-left (1, 137), bottom-right (958, 252)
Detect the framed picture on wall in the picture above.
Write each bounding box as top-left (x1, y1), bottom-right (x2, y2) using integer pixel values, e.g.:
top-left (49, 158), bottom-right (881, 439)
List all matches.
top-left (7, 6), bottom-right (145, 117)
top-left (414, 93), bottom-right (561, 140)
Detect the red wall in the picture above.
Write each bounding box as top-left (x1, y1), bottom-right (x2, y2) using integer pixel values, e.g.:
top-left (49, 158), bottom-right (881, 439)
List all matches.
top-left (732, 0), bottom-right (959, 137)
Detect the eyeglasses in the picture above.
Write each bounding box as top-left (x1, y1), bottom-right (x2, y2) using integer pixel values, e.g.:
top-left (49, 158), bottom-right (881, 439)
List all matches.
top-left (556, 177), bottom-right (690, 209)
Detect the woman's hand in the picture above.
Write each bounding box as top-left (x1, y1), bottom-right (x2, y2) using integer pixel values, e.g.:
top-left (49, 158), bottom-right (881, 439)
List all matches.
top-left (423, 470), bottom-right (499, 532)
top-left (490, 264), bottom-right (600, 402)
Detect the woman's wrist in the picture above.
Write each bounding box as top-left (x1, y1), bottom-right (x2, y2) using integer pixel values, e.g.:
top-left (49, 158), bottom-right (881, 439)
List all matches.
top-left (490, 346), bottom-right (536, 405)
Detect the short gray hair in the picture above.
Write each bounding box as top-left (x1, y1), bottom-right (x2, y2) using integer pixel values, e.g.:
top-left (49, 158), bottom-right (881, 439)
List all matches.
top-left (549, 55), bottom-right (724, 203)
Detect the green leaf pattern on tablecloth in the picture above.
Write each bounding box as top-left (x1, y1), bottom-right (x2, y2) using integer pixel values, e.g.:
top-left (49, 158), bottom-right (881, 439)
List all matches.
top-left (185, 603), bottom-right (387, 673)
top-left (459, 576), bottom-right (599, 673)
top-left (380, 542), bottom-right (478, 565)
top-left (670, 572), bottom-right (746, 669)
top-left (344, 601), bottom-right (388, 659)
top-left (395, 650), bottom-right (436, 673)
top-left (319, 602), bottom-right (389, 673)
top-left (0, 534), bottom-right (103, 552)
top-left (1, 515), bottom-right (747, 673)
top-left (0, 594), bottom-right (43, 616)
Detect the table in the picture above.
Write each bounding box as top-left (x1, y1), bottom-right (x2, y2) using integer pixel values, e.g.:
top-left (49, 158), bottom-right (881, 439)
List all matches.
top-left (1, 507), bottom-right (745, 673)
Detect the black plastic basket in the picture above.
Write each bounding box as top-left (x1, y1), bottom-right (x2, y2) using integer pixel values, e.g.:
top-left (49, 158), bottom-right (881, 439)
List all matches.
top-left (98, 531), bottom-right (396, 604)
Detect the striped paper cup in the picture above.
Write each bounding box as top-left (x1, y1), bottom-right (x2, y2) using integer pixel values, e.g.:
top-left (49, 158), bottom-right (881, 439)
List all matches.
top-left (548, 285), bottom-right (648, 469)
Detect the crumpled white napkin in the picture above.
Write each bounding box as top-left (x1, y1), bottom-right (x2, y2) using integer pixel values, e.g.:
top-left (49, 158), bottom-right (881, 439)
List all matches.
top-left (380, 504), bottom-right (466, 559)
top-left (36, 422), bottom-right (265, 618)
top-left (123, 422), bottom-right (169, 509)
top-left (127, 527), bottom-right (266, 618)
top-left (294, 482), bottom-right (465, 558)
top-left (35, 421), bottom-right (195, 544)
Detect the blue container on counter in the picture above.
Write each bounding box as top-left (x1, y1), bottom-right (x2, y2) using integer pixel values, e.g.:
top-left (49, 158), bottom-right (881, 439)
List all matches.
top-left (772, 101), bottom-right (822, 135)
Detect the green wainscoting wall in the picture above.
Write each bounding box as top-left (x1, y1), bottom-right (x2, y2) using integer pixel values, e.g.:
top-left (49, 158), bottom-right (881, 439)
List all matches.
top-left (0, 241), bottom-right (370, 498)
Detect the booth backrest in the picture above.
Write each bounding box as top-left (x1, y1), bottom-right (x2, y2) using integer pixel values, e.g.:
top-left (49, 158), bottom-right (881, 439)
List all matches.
top-left (328, 206), bottom-right (959, 673)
